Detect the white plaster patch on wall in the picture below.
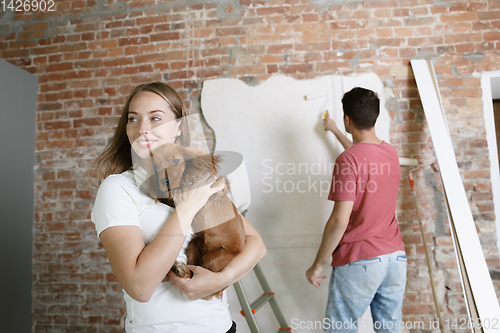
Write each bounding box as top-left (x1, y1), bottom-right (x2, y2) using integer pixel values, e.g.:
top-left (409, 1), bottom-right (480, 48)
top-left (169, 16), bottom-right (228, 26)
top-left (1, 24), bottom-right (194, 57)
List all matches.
top-left (201, 74), bottom-right (391, 245)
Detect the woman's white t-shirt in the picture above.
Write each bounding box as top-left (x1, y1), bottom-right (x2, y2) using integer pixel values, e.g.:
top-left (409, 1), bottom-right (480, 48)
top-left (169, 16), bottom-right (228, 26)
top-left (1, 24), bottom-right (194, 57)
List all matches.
top-left (91, 168), bottom-right (233, 333)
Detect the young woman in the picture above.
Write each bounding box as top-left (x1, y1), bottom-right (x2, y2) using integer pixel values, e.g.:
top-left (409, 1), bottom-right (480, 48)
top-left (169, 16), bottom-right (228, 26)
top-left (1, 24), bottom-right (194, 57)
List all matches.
top-left (89, 82), bottom-right (266, 332)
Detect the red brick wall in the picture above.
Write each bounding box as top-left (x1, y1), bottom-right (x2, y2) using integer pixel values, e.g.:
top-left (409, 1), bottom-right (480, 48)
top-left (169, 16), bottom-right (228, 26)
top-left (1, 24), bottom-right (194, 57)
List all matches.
top-left (1, 0), bottom-right (499, 331)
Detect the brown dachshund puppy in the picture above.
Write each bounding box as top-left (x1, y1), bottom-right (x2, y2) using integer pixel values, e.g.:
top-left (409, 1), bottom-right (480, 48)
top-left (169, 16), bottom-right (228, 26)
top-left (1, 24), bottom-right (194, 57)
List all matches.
top-left (147, 144), bottom-right (246, 300)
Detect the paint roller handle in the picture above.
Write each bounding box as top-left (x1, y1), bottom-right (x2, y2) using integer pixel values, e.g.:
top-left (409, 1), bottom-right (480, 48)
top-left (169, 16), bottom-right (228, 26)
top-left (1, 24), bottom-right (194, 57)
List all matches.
top-left (322, 110), bottom-right (336, 132)
top-left (408, 172), bottom-right (415, 192)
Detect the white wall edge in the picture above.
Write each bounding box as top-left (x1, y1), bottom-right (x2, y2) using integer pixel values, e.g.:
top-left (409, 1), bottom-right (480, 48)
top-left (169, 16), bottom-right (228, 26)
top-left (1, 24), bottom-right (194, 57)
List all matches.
top-left (480, 71), bottom-right (500, 261)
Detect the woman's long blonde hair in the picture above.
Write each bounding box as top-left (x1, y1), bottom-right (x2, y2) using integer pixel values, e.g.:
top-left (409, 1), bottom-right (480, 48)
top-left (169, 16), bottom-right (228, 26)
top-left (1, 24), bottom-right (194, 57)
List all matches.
top-left (88, 82), bottom-right (190, 187)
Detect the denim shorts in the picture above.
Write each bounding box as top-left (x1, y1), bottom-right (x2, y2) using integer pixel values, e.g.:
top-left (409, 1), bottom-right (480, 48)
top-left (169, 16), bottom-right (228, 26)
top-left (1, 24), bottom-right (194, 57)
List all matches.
top-left (325, 250), bottom-right (407, 333)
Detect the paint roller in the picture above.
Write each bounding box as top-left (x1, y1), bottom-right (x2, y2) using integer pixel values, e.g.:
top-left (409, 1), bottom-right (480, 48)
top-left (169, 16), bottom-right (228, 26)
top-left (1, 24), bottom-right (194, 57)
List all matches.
top-left (401, 157), bottom-right (445, 333)
top-left (399, 157), bottom-right (419, 167)
top-left (304, 91), bottom-right (329, 119)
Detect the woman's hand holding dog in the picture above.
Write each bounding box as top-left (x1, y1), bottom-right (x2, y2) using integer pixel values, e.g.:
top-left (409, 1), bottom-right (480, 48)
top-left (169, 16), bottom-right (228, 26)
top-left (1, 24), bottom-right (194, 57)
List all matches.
top-left (173, 174), bottom-right (226, 234)
top-left (167, 264), bottom-right (229, 300)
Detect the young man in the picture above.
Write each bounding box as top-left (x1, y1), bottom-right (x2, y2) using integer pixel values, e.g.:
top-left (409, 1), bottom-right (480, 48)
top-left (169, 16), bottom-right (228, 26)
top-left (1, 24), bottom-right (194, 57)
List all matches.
top-left (306, 87), bottom-right (406, 332)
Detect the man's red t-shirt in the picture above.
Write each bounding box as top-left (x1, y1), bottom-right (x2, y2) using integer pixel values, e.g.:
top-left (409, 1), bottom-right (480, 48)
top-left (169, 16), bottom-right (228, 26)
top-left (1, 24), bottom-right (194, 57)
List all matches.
top-left (328, 141), bottom-right (404, 266)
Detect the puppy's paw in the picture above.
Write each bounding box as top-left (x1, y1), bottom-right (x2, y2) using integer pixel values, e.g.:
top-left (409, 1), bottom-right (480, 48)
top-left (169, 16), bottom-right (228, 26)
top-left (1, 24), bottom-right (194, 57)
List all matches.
top-left (171, 260), bottom-right (193, 279)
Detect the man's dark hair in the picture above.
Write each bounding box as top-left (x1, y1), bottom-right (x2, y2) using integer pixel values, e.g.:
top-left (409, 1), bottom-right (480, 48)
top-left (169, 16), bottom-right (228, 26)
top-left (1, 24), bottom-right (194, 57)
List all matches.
top-left (341, 87), bottom-right (380, 130)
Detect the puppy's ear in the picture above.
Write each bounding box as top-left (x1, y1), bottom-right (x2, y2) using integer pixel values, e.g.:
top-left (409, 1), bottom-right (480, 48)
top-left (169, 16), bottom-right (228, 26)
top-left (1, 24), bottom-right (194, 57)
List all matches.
top-left (191, 154), bottom-right (221, 176)
top-left (182, 147), bottom-right (202, 162)
top-left (212, 154), bottom-right (223, 170)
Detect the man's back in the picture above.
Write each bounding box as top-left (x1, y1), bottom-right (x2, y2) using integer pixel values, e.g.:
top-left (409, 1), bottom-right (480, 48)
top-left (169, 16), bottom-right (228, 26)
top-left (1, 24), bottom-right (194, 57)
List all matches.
top-left (328, 141), bottom-right (404, 266)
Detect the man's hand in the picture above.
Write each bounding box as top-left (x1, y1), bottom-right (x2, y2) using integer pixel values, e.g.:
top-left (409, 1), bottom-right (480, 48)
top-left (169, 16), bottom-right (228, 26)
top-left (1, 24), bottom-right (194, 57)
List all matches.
top-left (322, 111), bottom-right (353, 150)
top-left (167, 265), bottom-right (227, 300)
top-left (322, 110), bottom-right (338, 132)
top-left (306, 262), bottom-right (327, 288)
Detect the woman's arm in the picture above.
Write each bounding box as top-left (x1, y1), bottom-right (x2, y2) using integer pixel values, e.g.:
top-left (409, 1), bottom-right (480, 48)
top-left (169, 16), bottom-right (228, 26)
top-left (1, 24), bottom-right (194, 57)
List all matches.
top-left (221, 214), bottom-right (267, 284)
top-left (100, 176), bottom-right (225, 303)
top-left (323, 110), bottom-right (353, 150)
top-left (167, 214), bottom-right (266, 300)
